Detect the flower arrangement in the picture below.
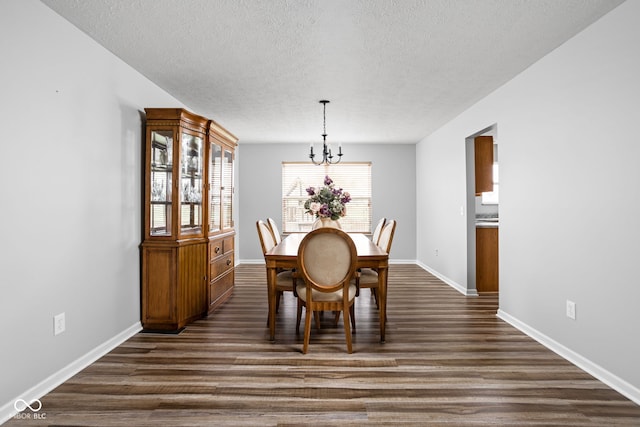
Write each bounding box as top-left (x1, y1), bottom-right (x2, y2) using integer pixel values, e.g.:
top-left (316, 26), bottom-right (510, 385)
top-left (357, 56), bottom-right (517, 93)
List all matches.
top-left (304, 175), bottom-right (351, 220)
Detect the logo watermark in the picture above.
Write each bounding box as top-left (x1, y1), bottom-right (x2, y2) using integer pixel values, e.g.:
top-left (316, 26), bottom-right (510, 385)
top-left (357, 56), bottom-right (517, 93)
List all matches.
top-left (13, 398), bottom-right (46, 420)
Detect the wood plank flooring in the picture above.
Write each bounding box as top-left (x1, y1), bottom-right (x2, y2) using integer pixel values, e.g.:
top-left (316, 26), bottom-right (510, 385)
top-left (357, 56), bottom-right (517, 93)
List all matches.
top-left (6, 264), bottom-right (639, 426)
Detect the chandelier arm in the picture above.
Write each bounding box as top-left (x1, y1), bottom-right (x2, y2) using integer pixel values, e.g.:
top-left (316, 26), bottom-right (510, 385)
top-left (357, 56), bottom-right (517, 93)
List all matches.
top-left (309, 151), bottom-right (324, 165)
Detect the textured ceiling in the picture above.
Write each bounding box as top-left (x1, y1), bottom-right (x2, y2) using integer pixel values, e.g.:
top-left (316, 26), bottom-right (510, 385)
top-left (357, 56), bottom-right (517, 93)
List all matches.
top-left (41, 0), bottom-right (623, 144)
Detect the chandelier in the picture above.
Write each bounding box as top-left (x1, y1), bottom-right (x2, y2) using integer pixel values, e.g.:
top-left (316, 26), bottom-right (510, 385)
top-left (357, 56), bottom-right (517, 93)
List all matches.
top-left (309, 100), bottom-right (343, 165)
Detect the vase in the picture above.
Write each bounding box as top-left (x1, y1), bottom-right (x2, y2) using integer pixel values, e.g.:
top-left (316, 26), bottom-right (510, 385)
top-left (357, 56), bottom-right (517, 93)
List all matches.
top-left (312, 217), bottom-right (342, 230)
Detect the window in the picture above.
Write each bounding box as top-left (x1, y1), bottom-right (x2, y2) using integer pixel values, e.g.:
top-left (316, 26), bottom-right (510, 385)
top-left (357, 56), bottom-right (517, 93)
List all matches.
top-left (481, 162), bottom-right (499, 205)
top-left (282, 162), bottom-right (372, 233)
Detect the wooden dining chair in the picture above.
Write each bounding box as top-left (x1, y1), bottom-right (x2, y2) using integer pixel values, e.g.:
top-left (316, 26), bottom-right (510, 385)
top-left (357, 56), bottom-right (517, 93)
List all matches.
top-left (371, 217), bottom-right (386, 246)
top-left (354, 219), bottom-right (396, 309)
top-left (267, 217), bottom-right (282, 245)
top-left (256, 220), bottom-right (297, 314)
top-left (295, 227), bottom-right (358, 354)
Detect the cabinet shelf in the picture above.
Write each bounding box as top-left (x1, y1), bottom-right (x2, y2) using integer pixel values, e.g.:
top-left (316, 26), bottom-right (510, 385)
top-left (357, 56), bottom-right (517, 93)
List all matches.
top-left (151, 163), bottom-right (173, 170)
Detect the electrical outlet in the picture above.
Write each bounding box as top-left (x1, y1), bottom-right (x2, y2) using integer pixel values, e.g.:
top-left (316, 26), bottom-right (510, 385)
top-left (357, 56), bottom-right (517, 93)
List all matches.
top-left (566, 300), bottom-right (576, 320)
top-left (435, 249), bottom-right (439, 256)
top-left (54, 312), bottom-right (66, 335)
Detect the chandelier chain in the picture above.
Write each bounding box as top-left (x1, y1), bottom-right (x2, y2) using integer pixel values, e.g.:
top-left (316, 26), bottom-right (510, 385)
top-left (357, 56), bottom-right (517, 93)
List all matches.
top-left (323, 101), bottom-right (327, 137)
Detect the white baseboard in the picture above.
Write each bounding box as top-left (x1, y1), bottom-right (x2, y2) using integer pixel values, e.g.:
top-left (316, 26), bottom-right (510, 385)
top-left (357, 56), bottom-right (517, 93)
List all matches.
top-left (240, 259), bottom-right (265, 264)
top-left (497, 309), bottom-right (640, 406)
top-left (415, 261), bottom-right (477, 296)
top-left (0, 322), bottom-right (142, 424)
top-left (388, 259), bottom-right (416, 264)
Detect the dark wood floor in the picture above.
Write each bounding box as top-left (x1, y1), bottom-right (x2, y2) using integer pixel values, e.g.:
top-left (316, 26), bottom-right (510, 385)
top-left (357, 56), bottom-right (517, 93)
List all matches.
top-left (7, 264), bottom-right (639, 426)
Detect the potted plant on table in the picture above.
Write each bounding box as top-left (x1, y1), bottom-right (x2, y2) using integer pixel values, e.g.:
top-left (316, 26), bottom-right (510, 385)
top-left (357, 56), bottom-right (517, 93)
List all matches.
top-left (304, 175), bottom-right (351, 229)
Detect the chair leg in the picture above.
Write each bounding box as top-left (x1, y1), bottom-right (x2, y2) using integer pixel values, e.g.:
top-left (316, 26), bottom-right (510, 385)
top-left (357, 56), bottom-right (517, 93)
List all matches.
top-left (314, 311), bottom-right (321, 330)
top-left (267, 291), bottom-right (284, 326)
top-left (343, 306), bottom-right (353, 354)
top-left (333, 308), bottom-right (355, 332)
top-left (296, 299), bottom-right (303, 334)
top-left (275, 291), bottom-right (283, 313)
top-left (350, 304), bottom-right (356, 332)
top-left (303, 307), bottom-right (313, 354)
top-left (372, 288), bottom-right (379, 309)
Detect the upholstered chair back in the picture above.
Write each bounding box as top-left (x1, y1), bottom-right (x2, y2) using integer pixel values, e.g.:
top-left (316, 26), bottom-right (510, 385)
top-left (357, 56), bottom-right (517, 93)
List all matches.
top-left (377, 220), bottom-right (396, 254)
top-left (371, 217), bottom-right (386, 245)
top-left (257, 220), bottom-right (276, 255)
top-left (267, 217), bottom-right (281, 245)
top-left (299, 228), bottom-right (356, 289)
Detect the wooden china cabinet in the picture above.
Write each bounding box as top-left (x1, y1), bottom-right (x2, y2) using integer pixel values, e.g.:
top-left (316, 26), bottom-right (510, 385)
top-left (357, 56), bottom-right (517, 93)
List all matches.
top-left (141, 108), bottom-right (237, 332)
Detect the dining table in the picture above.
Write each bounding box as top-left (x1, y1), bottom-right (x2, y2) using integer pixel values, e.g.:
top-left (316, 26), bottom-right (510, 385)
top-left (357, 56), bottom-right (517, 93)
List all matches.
top-left (264, 232), bottom-right (390, 343)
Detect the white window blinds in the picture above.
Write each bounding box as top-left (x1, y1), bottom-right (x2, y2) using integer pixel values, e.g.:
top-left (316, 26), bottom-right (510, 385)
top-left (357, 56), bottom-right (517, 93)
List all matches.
top-left (281, 162), bottom-right (372, 233)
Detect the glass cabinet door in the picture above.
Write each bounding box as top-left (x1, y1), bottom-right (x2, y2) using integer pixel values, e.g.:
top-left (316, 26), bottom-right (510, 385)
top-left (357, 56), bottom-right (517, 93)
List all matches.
top-left (150, 130), bottom-right (173, 236)
top-left (209, 142), bottom-right (222, 234)
top-left (221, 149), bottom-right (234, 230)
top-left (180, 132), bottom-right (203, 234)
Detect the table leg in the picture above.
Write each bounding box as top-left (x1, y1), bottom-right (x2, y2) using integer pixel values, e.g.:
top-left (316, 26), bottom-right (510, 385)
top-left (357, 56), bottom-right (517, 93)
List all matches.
top-left (378, 266), bottom-right (388, 343)
top-left (267, 265), bottom-right (277, 341)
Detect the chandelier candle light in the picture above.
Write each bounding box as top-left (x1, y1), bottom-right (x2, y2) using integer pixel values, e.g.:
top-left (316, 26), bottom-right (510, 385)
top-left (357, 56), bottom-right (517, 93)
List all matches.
top-left (309, 100), bottom-right (343, 165)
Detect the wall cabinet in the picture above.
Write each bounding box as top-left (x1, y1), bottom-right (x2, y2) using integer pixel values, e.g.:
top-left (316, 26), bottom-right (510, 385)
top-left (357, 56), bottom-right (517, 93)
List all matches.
top-left (475, 135), bottom-right (494, 195)
top-left (141, 108), bottom-right (237, 332)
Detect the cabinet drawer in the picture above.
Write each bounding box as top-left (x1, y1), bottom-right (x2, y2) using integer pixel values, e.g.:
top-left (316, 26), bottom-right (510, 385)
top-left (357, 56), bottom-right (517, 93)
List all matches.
top-left (222, 236), bottom-right (234, 254)
top-left (210, 269), bottom-right (234, 308)
top-left (210, 236), bottom-right (234, 257)
top-left (210, 241), bottom-right (224, 257)
top-left (210, 252), bottom-right (234, 279)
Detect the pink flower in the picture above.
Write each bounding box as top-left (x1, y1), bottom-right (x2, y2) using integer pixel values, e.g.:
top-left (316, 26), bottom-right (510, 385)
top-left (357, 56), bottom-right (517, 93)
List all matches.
top-left (309, 202), bottom-right (322, 214)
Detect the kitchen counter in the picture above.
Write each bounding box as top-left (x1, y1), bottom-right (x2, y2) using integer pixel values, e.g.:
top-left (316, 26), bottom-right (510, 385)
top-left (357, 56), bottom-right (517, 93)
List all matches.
top-left (476, 221), bottom-right (499, 228)
top-left (475, 215), bottom-right (499, 228)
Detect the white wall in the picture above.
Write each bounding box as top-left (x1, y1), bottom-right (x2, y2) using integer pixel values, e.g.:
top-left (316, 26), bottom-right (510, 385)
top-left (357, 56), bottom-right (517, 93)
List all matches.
top-left (237, 143), bottom-right (416, 262)
top-left (0, 0), bottom-right (185, 419)
top-left (417, 0), bottom-right (640, 400)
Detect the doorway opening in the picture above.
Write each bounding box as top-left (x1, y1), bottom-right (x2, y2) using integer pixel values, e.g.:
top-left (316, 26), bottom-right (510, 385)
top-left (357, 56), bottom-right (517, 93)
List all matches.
top-left (465, 124), bottom-right (499, 295)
